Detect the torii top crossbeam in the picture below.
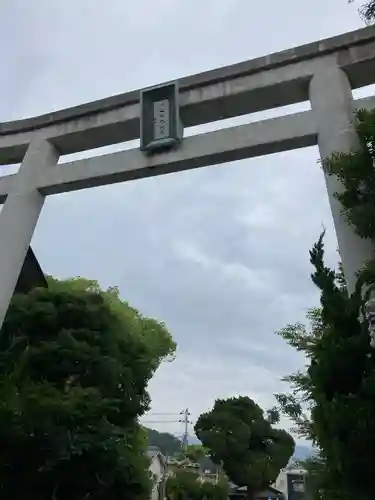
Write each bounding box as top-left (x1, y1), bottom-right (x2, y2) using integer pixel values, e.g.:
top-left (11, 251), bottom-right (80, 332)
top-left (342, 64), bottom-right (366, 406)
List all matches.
top-left (1, 25), bottom-right (375, 164)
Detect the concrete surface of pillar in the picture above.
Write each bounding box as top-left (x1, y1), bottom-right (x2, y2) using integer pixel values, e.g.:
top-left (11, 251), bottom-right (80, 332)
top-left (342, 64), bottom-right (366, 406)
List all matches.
top-left (0, 139), bottom-right (58, 331)
top-left (309, 64), bottom-right (375, 294)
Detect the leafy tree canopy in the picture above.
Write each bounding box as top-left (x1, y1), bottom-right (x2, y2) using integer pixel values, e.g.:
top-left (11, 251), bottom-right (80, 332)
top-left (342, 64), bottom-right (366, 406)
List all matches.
top-left (0, 277), bottom-right (176, 500)
top-left (195, 396), bottom-right (295, 500)
top-left (177, 444), bottom-right (208, 463)
top-left (305, 235), bottom-right (375, 500)
top-left (47, 276), bottom-right (176, 371)
top-left (274, 108), bottom-right (375, 500)
top-left (166, 470), bottom-right (201, 500)
top-left (312, 108), bottom-right (375, 499)
top-left (166, 469), bottom-right (228, 500)
top-left (349, 0), bottom-right (375, 22)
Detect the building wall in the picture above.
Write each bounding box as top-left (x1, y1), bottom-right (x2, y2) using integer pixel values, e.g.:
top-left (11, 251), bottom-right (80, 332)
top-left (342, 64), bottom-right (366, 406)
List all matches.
top-left (274, 468), bottom-right (306, 500)
top-left (149, 456), bottom-right (164, 500)
top-left (286, 472), bottom-right (305, 500)
top-left (199, 472), bottom-right (217, 484)
top-left (274, 470), bottom-right (288, 498)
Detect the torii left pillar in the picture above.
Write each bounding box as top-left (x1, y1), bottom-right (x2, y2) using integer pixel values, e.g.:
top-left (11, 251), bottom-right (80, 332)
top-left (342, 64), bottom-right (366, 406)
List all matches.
top-left (0, 139), bottom-right (58, 331)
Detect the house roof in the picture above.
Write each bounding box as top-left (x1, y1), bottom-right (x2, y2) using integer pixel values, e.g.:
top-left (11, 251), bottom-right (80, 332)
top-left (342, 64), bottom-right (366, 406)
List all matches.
top-left (258, 486), bottom-right (284, 498)
top-left (147, 446), bottom-right (161, 459)
top-left (147, 446), bottom-right (166, 466)
top-left (229, 485), bottom-right (284, 499)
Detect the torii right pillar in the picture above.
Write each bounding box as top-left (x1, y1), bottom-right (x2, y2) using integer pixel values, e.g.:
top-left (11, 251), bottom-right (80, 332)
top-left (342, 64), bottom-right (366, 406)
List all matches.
top-left (309, 63), bottom-right (375, 295)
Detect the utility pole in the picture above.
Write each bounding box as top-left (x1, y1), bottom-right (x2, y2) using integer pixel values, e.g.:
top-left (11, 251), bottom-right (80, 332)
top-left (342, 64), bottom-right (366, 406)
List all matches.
top-left (179, 408), bottom-right (191, 452)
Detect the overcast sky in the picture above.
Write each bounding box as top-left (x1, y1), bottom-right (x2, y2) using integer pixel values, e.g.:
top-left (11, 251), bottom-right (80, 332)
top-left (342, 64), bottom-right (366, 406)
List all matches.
top-left (0, 0), bottom-right (370, 442)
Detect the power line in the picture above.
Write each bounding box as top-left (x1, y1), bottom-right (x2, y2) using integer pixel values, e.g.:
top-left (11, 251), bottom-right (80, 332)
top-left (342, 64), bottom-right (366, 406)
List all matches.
top-left (142, 420), bottom-right (180, 424)
top-left (142, 408), bottom-right (196, 451)
top-left (145, 412), bottom-right (181, 416)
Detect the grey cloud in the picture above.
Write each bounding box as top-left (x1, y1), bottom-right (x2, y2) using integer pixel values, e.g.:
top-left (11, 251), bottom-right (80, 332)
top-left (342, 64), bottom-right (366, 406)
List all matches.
top-left (35, 152), bottom-right (326, 380)
top-left (1, 0), bottom-right (364, 440)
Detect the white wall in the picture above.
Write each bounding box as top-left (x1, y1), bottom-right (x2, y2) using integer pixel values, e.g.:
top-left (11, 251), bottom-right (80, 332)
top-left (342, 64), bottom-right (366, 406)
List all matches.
top-left (274, 469), bottom-right (288, 498)
top-left (149, 456), bottom-right (164, 500)
top-left (274, 468), bottom-right (307, 500)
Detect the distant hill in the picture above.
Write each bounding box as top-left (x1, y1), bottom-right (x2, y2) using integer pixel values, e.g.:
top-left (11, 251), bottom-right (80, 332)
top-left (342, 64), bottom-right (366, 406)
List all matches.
top-left (146, 428), bottom-right (182, 456)
top-left (147, 428), bottom-right (313, 462)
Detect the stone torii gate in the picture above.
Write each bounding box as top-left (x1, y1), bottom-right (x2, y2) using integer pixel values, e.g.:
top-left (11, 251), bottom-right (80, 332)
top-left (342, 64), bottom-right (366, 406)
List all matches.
top-left (0, 26), bottom-right (375, 330)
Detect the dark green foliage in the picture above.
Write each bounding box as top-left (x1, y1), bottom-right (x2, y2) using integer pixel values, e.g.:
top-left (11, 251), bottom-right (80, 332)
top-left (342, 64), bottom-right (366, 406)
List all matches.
top-left (306, 234), bottom-right (375, 500)
top-left (275, 108), bottom-right (375, 499)
top-left (199, 479), bottom-right (229, 500)
top-left (275, 104), bottom-right (375, 500)
top-left (146, 428), bottom-right (182, 456)
top-left (362, 0), bottom-right (375, 20)
top-left (166, 470), bottom-right (201, 500)
top-left (46, 276), bottom-right (176, 372)
top-left (179, 444), bottom-right (208, 463)
top-left (312, 107), bottom-right (375, 496)
top-left (323, 109), bottom-right (375, 241)
top-left (0, 279), bottom-right (176, 500)
top-left (195, 397), bottom-right (295, 499)
top-left (296, 454), bottom-right (349, 500)
top-left (275, 307), bottom-right (330, 499)
top-left (166, 469), bottom-right (228, 500)
top-left (308, 234), bottom-right (368, 402)
top-left (274, 307), bottom-right (325, 441)
top-left (200, 482), bottom-right (216, 500)
top-left (349, 0), bottom-right (375, 22)
top-left (274, 237), bottom-right (372, 500)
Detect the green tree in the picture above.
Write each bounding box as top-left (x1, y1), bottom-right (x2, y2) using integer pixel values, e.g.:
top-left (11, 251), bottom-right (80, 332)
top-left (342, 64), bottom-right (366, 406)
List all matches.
top-left (166, 469), bottom-right (201, 500)
top-left (349, 0), bottom-right (375, 22)
top-left (306, 235), bottom-right (375, 500)
top-left (311, 107), bottom-right (375, 499)
top-left (179, 444), bottom-right (208, 463)
top-left (195, 396), bottom-right (295, 500)
top-left (274, 107), bottom-right (375, 499)
top-left (47, 276), bottom-right (176, 370)
top-left (200, 480), bottom-right (229, 500)
top-left (275, 307), bottom-right (323, 440)
top-left (274, 307), bottom-right (328, 500)
top-left (273, 233), bottom-right (370, 500)
top-left (0, 278), bottom-right (176, 500)
top-left (166, 469), bottom-right (228, 500)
